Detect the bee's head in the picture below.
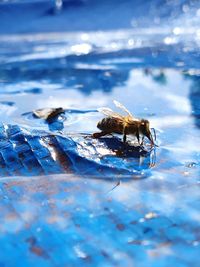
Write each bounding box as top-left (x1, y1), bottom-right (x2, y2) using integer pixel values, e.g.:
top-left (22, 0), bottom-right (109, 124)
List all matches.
top-left (140, 119), bottom-right (154, 145)
top-left (140, 119), bottom-right (150, 131)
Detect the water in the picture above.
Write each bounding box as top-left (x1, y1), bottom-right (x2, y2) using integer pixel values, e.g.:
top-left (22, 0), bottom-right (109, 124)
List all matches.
top-left (0, 0), bottom-right (200, 266)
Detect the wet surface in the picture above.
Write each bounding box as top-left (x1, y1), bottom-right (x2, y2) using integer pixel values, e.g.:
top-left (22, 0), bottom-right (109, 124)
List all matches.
top-left (0, 123), bottom-right (153, 177)
top-left (0, 0), bottom-right (200, 266)
top-left (1, 50), bottom-right (200, 265)
top-left (0, 174), bottom-right (200, 267)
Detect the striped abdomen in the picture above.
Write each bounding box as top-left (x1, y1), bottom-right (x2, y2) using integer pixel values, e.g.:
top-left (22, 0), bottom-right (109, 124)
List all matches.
top-left (97, 117), bottom-right (124, 134)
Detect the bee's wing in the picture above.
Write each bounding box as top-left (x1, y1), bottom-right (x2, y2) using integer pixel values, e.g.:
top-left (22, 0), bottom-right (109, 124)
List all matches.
top-left (113, 100), bottom-right (135, 119)
top-left (97, 107), bottom-right (124, 120)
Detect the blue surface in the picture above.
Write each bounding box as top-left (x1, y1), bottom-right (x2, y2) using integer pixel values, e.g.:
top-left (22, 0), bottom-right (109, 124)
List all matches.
top-left (0, 0), bottom-right (200, 266)
top-left (0, 123), bottom-right (153, 177)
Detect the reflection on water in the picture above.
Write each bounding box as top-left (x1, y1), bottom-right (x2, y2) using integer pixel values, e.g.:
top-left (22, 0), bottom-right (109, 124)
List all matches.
top-left (0, 0), bottom-right (200, 265)
top-left (0, 32), bottom-right (200, 266)
top-left (144, 68), bottom-right (167, 86)
top-left (0, 41), bottom-right (200, 170)
top-left (0, 41), bottom-right (200, 175)
top-left (0, 53), bottom-right (199, 178)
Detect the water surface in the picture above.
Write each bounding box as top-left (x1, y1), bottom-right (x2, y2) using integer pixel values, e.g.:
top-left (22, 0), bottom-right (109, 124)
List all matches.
top-left (0, 1), bottom-right (200, 266)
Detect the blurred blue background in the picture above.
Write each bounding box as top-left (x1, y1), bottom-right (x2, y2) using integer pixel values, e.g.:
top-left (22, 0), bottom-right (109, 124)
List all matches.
top-left (0, 0), bottom-right (200, 33)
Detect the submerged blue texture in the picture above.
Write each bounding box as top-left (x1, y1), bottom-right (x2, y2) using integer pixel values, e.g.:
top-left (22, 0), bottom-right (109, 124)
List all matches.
top-left (0, 0), bottom-right (200, 266)
top-left (0, 123), bottom-right (152, 177)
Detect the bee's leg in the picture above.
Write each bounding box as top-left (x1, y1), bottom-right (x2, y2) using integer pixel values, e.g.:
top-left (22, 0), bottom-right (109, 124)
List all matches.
top-left (140, 136), bottom-right (145, 146)
top-left (136, 131), bottom-right (140, 145)
top-left (92, 131), bottom-right (109, 138)
top-left (123, 133), bottom-right (127, 143)
top-left (122, 126), bottom-right (128, 143)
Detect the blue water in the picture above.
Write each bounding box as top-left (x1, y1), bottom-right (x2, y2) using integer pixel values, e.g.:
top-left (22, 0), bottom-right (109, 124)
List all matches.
top-left (0, 0), bottom-right (200, 266)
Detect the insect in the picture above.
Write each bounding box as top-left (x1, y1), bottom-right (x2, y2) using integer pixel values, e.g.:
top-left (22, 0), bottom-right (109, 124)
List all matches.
top-left (93, 100), bottom-right (156, 147)
top-left (33, 107), bottom-right (65, 121)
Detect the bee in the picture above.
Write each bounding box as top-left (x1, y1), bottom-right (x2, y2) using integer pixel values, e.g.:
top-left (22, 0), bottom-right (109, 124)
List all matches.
top-left (93, 100), bottom-right (156, 147)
